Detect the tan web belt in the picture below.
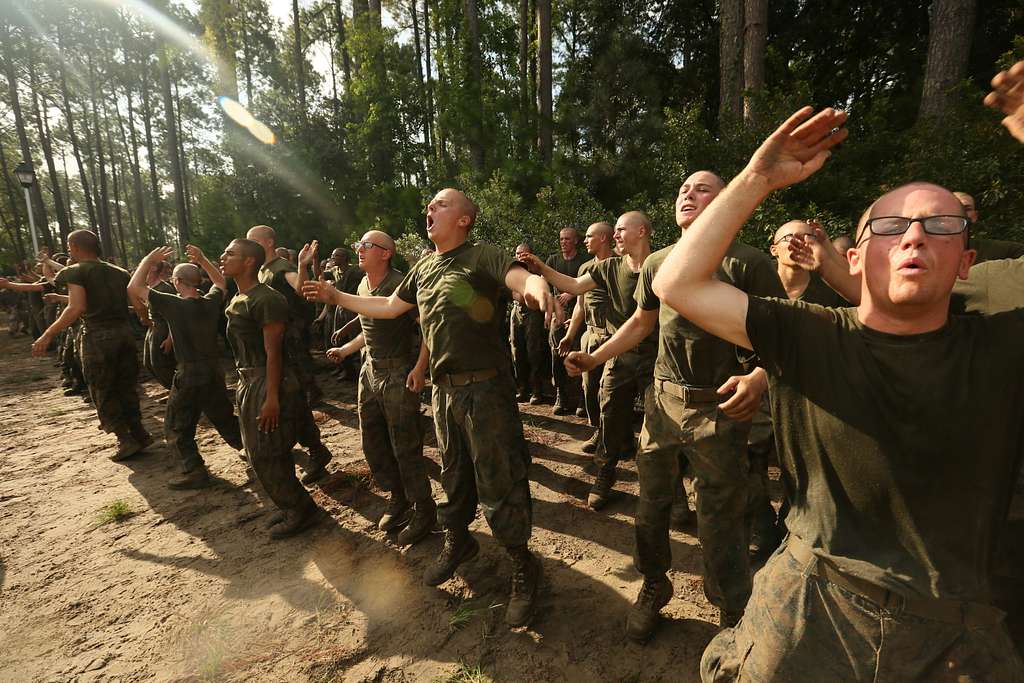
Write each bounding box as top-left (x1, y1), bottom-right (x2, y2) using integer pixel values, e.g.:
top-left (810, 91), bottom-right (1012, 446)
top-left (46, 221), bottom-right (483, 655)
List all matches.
top-left (786, 535), bottom-right (1004, 627)
top-left (434, 367), bottom-right (498, 388)
top-left (654, 378), bottom-right (720, 403)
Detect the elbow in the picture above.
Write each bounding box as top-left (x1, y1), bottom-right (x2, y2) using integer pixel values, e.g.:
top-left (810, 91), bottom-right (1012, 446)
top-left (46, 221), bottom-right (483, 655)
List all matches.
top-left (650, 274), bottom-right (670, 301)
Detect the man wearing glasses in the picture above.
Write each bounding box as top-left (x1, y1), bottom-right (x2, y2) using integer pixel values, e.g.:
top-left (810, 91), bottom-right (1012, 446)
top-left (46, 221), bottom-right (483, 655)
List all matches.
top-left (303, 188), bottom-right (557, 628)
top-left (321, 231), bottom-right (436, 546)
top-left (651, 90), bottom-right (1024, 679)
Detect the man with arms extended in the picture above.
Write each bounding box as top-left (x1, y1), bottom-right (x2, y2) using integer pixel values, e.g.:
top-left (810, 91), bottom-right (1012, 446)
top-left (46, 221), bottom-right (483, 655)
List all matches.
top-left (127, 246), bottom-right (244, 489)
top-left (652, 91), bottom-right (1024, 680)
top-left (30, 230), bottom-right (151, 460)
top-left (304, 188), bottom-right (557, 627)
top-left (523, 212), bottom-right (657, 510)
top-left (557, 221), bottom-right (614, 452)
top-left (246, 225), bottom-right (333, 483)
top-left (545, 228), bottom-right (588, 416)
top-left (322, 230), bottom-right (436, 546)
top-left (220, 238), bottom-right (322, 539)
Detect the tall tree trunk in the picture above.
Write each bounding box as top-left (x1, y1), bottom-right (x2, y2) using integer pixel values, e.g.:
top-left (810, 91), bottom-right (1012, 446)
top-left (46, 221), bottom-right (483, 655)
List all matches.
top-left (518, 0), bottom-right (530, 157)
top-left (28, 47), bottom-right (69, 249)
top-left (87, 54), bottom-right (116, 258)
top-left (410, 0), bottom-right (431, 159)
top-left (424, 0), bottom-right (437, 162)
top-left (139, 55), bottom-right (165, 243)
top-left (0, 142), bottom-right (28, 260)
top-left (56, 24), bottom-right (98, 232)
top-left (239, 0), bottom-right (255, 105)
top-left (1, 23), bottom-right (51, 252)
top-left (158, 49), bottom-right (189, 246)
top-left (110, 91), bottom-right (142, 256)
top-left (718, 0), bottom-right (744, 129)
top-left (743, 0), bottom-right (766, 127)
top-left (58, 144), bottom-right (74, 229)
top-left (918, 0), bottom-right (976, 123)
top-left (172, 77), bottom-right (193, 228)
top-left (124, 86), bottom-right (150, 248)
top-left (464, 0), bottom-right (484, 173)
top-left (292, 0), bottom-right (307, 120)
top-left (334, 0), bottom-right (352, 94)
top-left (536, 0), bottom-right (552, 162)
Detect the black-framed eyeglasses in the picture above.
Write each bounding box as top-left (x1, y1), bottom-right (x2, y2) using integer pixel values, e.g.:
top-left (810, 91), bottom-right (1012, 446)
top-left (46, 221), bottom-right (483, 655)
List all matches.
top-left (351, 241), bottom-right (387, 252)
top-left (856, 215), bottom-right (968, 246)
top-left (774, 233), bottom-right (818, 245)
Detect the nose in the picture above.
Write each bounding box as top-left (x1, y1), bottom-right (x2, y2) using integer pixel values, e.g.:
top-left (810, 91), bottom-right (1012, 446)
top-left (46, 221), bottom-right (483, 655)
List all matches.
top-left (899, 219), bottom-right (928, 249)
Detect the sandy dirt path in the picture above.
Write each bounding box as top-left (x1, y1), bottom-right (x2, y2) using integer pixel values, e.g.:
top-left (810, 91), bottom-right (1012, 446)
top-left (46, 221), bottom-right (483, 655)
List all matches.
top-left (0, 328), bottom-right (724, 683)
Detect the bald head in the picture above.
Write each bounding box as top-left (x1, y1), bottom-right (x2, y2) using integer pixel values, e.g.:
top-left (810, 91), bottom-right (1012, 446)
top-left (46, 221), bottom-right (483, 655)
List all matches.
top-left (619, 211), bottom-right (652, 234)
top-left (683, 170), bottom-right (725, 192)
top-left (856, 183), bottom-right (967, 245)
top-left (172, 263), bottom-right (203, 287)
top-left (364, 229), bottom-right (395, 253)
top-left (231, 238), bottom-right (266, 270)
top-left (587, 221), bottom-right (613, 239)
top-left (246, 225), bottom-right (277, 245)
top-left (772, 220), bottom-right (814, 244)
top-left (439, 188), bottom-right (479, 227)
top-left (68, 229), bottom-right (100, 255)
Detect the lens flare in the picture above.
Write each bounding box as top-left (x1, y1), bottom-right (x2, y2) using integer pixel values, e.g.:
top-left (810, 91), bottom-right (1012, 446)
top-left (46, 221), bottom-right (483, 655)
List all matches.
top-left (218, 96), bottom-right (277, 145)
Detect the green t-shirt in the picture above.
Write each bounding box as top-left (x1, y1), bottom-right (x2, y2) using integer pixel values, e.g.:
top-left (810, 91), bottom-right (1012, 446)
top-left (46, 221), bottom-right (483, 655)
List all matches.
top-left (746, 297), bottom-right (1024, 603)
top-left (148, 287), bottom-right (224, 367)
top-left (636, 243), bottom-right (784, 386)
top-left (54, 259), bottom-right (131, 326)
top-left (259, 256), bottom-right (315, 324)
top-left (578, 258), bottom-right (608, 331)
top-left (224, 283), bottom-right (289, 369)
top-left (396, 241), bottom-right (516, 378)
top-left (795, 272), bottom-right (849, 307)
top-left (586, 256), bottom-right (657, 356)
top-left (972, 236), bottom-right (1024, 264)
top-left (951, 256), bottom-right (1024, 315)
top-left (545, 251), bottom-right (589, 311)
top-left (358, 269), bottom-right (418, 361)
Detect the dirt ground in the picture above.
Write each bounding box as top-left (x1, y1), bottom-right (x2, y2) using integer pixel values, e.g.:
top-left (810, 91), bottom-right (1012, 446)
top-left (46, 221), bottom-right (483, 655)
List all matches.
top-left (1, 327), bottom-right (1021, 683)
top-left (0, 327), bottom-right (725, 683)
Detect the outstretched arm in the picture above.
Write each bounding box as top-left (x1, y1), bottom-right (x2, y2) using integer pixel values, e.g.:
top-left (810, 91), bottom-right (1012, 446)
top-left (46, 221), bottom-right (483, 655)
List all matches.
top-left (519, 253), bottom-right (596, 296)
top-left (565, 307), bottom-right (657, 376)
top-left (985, 59), bottom-right (1024, 142)
top-left (31, 283), bottom-right (86, 355)
top-left (295, 241), bottom-right (318, 293)
top-left (505, 264), bottom-right (561, 328)
top-left (303, 280), bottom-right (416, 319)
top-left (789, 227), bottom-right (861, 304)
top-left (0, 278), bottom-right (45, 293)
top-left (652, 107), bottom-right (847, 351)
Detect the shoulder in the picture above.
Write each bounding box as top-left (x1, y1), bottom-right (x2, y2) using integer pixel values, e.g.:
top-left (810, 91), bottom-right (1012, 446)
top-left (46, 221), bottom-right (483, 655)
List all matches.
top-left (642, 246), bottom-right (672, 274)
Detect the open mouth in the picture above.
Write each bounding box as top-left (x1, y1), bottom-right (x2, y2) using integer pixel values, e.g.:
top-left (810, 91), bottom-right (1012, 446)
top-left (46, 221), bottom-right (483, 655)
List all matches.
top-left (896, 257), bottom-right (926, 274)
top-left (426, 215), bottom-right (435, 231)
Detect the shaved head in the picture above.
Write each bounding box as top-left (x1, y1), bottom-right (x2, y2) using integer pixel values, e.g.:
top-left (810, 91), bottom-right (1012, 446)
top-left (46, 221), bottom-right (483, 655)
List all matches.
top-left (68, 229), bottom-right (100, 255)
top-left (586, 221), bottom-right (613, 239)
top-left (364, 229), bottom-right (395, 253)
top-left (246, 225), bottom-right (277, 245)
top-left (231, 238), bottom-right (266, 270)
top-left (773, 220), bottom-right (814, 243)
top-left (620, 210), bottom-right (652, 234)
top-left (172, 263), bottom-right (203, 287)
top-left (439, 188), bottom-right (479, 227)
top-left (859, 182), bottom-right (967, 245)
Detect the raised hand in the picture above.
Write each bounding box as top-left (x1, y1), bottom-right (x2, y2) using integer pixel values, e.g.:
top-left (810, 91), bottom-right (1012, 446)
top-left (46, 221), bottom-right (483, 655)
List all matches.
top-left (744, 107), bottom-right (848, 192)
top-left (302, 279), bottom-right (337, 305)
top-left (985, 59), bottom-right (1024, 143)
top-left (298, 241), bottom-right (319, 268)
top-left (185, 244), bottom-right (208, 264)
top-left (518, 252), bottom-right (544, 273)
top-left (148, 246), bottom-right (174, 263)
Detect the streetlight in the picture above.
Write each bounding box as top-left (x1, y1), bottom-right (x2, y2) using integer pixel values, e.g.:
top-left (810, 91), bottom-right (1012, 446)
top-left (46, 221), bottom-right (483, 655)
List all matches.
top-left (13, 161), bottom-right (39, 256)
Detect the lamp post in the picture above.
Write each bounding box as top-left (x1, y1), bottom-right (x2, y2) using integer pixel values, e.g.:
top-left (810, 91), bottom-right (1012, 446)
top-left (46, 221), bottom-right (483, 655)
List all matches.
top-left (13, 161), bottom-right (39, 256)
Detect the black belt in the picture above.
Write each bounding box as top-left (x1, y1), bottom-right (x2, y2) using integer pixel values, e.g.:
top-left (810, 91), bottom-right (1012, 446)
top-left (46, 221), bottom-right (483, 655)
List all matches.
top-left (786, 536), bottom-right (1004, 627)
top-left (367, 355), bottom-right (415, 370)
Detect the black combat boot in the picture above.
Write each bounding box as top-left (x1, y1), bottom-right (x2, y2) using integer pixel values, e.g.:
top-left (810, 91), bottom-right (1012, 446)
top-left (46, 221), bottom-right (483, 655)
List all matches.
top-left (423, 529), bottom-right (479, 586)
top-left (396, 500), bottom-right (437, 546)
top-left (378, 490), bottom-right (411, 531)
top-left (505, 545), bottom-right (542, 627)
top-left (625, 575), bottom-right (673, 642)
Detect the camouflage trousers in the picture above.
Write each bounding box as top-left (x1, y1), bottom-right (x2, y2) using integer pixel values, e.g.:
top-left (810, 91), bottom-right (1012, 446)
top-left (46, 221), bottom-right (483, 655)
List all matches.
top-left (702, 540), bottom-right (1024, 682)
top-left (432, 371), bottom-right (532, 547)
top-left (59, 324), bottom-right (85, 388)
top-left (358, 357), bottom-right (430, 503)
top-left (284, 326), bottom-right (330, 462)
top-left (635, 380), bottom-right (752, 616)
top-left (580, 327), bottom-right (607, 428)
top-left (549, 311), bottom-right (582, 409)
top-left (747, 394), bottom-right (783, 539)
top-left (80, 322), bottom-right (143, 437)
top-left (143, 324), bottom-right (175, 389)
top-left (510, 306), bottom-right (549, 396)
top-left (165, 363), bottom-right (242, 473)
top-left (236, 367), bottom-right (315, 515)
top-left (595, 348), bottom-right (654, 467)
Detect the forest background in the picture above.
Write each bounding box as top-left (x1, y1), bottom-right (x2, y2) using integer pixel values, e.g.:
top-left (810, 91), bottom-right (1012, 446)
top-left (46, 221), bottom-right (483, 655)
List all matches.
top-left (0, 0), bottom-right (1022, 271)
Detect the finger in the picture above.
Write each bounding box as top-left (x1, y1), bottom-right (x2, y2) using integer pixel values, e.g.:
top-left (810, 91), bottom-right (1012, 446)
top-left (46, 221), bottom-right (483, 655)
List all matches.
top-left (717, 377), bottom-right (739, 395)
top-left (718, 393), bottom-right (743, 413)
top-left (791, 108), bottom-right (845, 142)
top-left (773, 106), bottom-right (816, 138)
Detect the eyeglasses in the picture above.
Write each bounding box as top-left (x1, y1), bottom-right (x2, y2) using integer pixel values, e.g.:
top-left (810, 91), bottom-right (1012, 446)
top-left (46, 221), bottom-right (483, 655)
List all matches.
top-left (351, 241), bottom-right (387, 252)
top-left (857, 215), bottom-right (968, 246)
top-left (774, 233), bottom-right (818, 245)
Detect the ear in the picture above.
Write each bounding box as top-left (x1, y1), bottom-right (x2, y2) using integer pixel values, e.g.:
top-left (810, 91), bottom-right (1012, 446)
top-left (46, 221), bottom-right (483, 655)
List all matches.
top-left (957, 248), bottom-right (977, 280)
top-left (769, 244), bottom-right (779, 257)
top-left (848, 247), bottom-right (863, 276)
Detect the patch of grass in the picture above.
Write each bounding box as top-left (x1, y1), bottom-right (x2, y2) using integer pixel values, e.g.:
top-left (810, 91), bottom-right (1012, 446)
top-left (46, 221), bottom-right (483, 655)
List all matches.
top-left (448, 601), bottom-right (501, 632)
top-left (434, 661), bottom-right (492, 683)
top-left (95, 499), bottom-right (137, 526)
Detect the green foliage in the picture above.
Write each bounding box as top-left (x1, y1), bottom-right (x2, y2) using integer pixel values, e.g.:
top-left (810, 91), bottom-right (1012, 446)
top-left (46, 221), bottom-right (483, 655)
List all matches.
top-left (95, 499), bottom-right (137, 526)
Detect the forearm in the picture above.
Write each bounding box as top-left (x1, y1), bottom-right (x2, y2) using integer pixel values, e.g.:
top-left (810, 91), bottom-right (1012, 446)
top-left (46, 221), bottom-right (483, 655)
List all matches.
top-left (336, 291), bottom-right (406, 319)
top-left (264, 339), bottom-right (283, 402)
top-left (41, 302), bottom-right (83, 337)
top-left (565, 298), bottom-right (585, 339)
top-left (340, 333), bottom-right (366, 357)
top-left (3, 281), bottom-right (45, 292)
top-left (591, 312), bottom-right (654, 364)
top-left (293, 263), bottom-right (308, 293)
top-left (127, 259), bottom-right (155, 303)
top-left (196, 256), bottom-right (225, 290)
top-left (413, 334), bottom-right (429, 373)
top-left (538, 264), bottom-right (586, 295)
top-left (817, 252), bottom-right (862, 304)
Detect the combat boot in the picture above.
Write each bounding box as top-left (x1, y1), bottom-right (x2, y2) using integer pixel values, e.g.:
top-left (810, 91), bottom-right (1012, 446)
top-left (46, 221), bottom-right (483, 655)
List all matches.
top-left (378, 491), bottom-right (411, 531)
top-left (168, 467), bottom-right (212, 490)
top-left (301, 444), bottom-right (333, 485)
top-left (269, 506), bottom-right (321, 540)
top-left (110, 432), bottom-right (144, 462)
top-left (581, 430), bottom-right (601, 454)
top-left (423, 529), bottom-right (479, 586)
top-left (552, 393), bottom-right (568, 415)
top-left (587, 462), bottom-right (617, 510)
top-left (396, 500), bottom-right (437, 546)
top-left (129, 422), bottom-right (153, 450)
top-left (625, 575), bottom-right (673, 642)
top-left (505, 546), bottom-right (542, 627)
